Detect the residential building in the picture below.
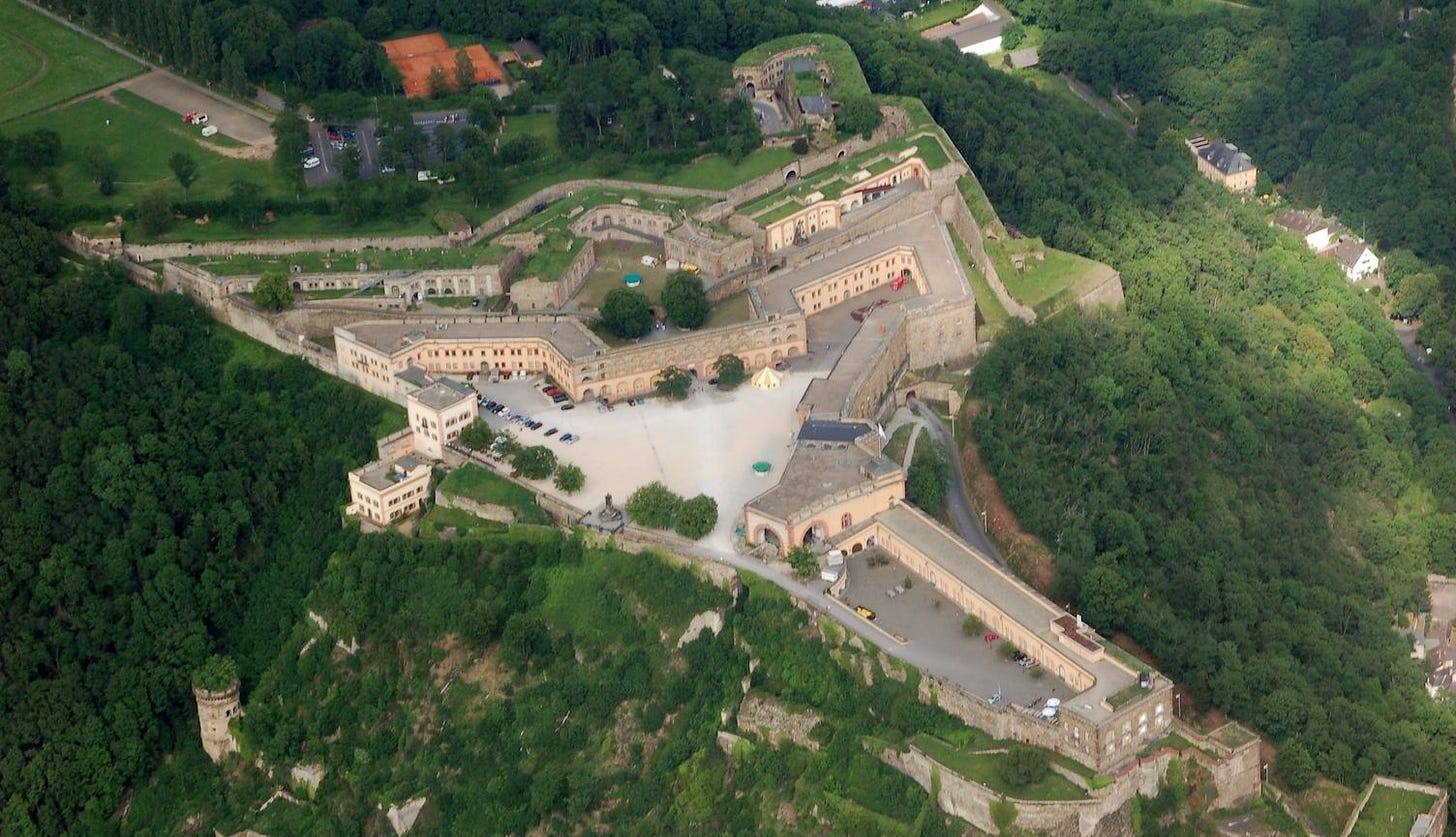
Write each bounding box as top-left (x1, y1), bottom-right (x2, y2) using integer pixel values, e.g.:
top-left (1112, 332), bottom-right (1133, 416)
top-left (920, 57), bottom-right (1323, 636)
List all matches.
top-left (1324, 237), bottom-right (1380, 282)
top-left (1273, 209), bottom-right (1333, 251)
top-left (509, 39), bottom-right (544, 69)
top-left (1188, 136), bottom-right (1257, 192)
top-left (944, 3), bottom-right (1009, 55)
top-left (407, 379), bottom-right (479, 460)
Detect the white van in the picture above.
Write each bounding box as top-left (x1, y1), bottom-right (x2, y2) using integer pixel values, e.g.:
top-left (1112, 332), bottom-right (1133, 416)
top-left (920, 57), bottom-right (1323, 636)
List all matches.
top-left (200, 125), bottom-right (218, 137)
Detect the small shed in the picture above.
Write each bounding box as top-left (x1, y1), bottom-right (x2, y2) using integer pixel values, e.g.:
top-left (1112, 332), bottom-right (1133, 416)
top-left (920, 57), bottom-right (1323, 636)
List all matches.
top-left (1003, 47), bottom-right (1040, 70)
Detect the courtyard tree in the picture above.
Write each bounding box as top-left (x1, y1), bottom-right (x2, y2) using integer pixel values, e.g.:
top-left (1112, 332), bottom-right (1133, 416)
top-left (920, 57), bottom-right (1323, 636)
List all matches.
top-left (512, 445), bottom-right (557, 480)
top-left (135, 188), bottom-right (175, 237)
top-left (673, 494), bottom-right (718, 539)
top-left (553, 463), bottom-right (585, 494)
top-left (253, 271), bottom-right (294, 310)
top-left (655, 365), bottom-right (692, 400)
top-left (600, 287), bottom-right (654, 338)
top-left (169, 152), bottom-right (199, 196)
top-left (458, 419), bottom-right (494, 451)
top-left (786, 545), bottom-right (818, 579)
top-left (625, 481), bottom-right (681, 528)
top-left (712, 353), bottom-right (747, 389)
top-left (661, 271), bottom-right (709, 329)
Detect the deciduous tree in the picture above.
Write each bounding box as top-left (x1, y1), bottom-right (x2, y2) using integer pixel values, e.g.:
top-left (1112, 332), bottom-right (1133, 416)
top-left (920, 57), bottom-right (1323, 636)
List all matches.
top-left (654, 365), bottom-right (691, 400)
top-left (600, 288), bottom-right (654, 338)
top-left (168, 152), bottom-right (198, 196)
top-left (712, 354), bottom-right (746, 389)
top-left (512, 445), bottom-right (557, 480)
top-left (625, 481), bottom-right (681, 528)
top-left (553, 463), bottom-right (585, 494)
top-left (662, 272), bottom-right (709, 329)
top-left (674, 494), bottom-right (718, 539)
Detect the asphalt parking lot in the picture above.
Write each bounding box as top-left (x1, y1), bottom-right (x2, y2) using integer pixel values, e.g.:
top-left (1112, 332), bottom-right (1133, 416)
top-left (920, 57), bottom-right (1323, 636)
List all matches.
top-left (837, 551), bottom-right (1061, 708)
top-left (302, 110), bottom-right (466, 188)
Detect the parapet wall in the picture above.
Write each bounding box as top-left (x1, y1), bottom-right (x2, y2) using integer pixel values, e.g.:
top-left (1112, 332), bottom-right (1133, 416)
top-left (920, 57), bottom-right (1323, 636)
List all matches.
top-left (127, 233), bottom-right (454, 262)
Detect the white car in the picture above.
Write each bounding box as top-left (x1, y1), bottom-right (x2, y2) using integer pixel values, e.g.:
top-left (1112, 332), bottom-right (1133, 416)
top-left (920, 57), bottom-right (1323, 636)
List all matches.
top-left (200, 125), bottom-right (218, 137)
top-left (302, 156), bottom-right (321, 170)
top-left (192, 113), bottom-right (208, 124)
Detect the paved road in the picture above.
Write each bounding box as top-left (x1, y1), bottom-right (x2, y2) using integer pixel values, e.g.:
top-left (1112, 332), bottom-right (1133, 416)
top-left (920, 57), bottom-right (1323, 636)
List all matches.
top-left (1061, 73), bottom-right (1135, 138)
top-left (909, 397), bottom-right (1000, 562)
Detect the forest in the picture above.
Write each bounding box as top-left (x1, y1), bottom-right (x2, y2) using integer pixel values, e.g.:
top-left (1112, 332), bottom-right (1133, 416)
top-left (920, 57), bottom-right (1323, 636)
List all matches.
top-left (122, 531), bottom-right (972, 834)
top-left (0, 191), bottom-right (401, 831)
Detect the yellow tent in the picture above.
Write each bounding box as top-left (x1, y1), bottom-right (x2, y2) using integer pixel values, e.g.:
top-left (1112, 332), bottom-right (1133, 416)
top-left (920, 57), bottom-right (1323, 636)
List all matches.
top-left (751, 366), bottom-right (782, 390)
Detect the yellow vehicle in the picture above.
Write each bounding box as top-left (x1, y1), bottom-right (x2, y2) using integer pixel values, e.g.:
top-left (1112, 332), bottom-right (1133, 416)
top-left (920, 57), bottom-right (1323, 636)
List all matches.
top-left (854, 605), bottom-right (876, 621)
top-left (681, 262), bottom-right (701, 276)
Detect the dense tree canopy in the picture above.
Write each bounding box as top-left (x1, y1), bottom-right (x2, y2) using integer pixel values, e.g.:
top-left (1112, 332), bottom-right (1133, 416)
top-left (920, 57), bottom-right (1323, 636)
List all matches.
top-left (0, 203), bottom-right (395, 833)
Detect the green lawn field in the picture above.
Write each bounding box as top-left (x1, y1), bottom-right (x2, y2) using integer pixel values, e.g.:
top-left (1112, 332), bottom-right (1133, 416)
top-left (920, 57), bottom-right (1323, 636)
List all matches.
top-left (0, 0), bottom-right (142, 123)
top-left (4, 94), bottom-right (289, 206)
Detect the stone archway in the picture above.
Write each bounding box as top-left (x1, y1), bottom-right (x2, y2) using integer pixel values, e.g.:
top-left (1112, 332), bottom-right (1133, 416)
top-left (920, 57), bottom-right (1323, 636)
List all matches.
top-left (582, 388), bottom-right (595, 400)
top-left (851, 542), bottom-right (863, 553)
top-left (837, 149), bottom-right (846, 159)
top-left (291, 281), bottom-right (302, 291)
top-left (757, 525), bottom-right (782, 553)
top-left (787, 346), bottom-right (801, 356)
top-left (784, 165), bottom-right (800, 185)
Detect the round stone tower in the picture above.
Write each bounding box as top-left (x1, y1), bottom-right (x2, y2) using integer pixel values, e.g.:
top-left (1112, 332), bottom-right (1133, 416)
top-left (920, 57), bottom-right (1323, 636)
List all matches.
top-left (193, 678), bottom-right (242, 763)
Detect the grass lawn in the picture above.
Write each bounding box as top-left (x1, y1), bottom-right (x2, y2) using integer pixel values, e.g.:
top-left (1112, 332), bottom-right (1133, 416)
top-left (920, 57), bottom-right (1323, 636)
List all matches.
top-left (430, 295), bottom-right (491, 308)
top-left (499, 112), bottom-right (558, 151)
top-left (1291, 777), bottom-right (1361, 837)
top-left (418, 505), bottom-right (510, 539)
top-left (0, 0), bottom-right (143, 124)
top-left (701, 290), bottom-right (754, 329)
top-left (947, 227), bottom-right (1008, 338)
top-left (517, 229), bottom-right (586, 281)
top-left (574, 242), bottom-right (674, 308)
top-left (989, 239), bottom-right (1105, 315)
top-left (884, 423), bottom-right (915, 465)
top-left (1351, 785), bottom-right (1439, 837)
top-left (910, 734), bottom-right (1087, 801)
top-left (437, 464), bottom-right (551, 524)
top-left (111, 90), bottom-right (246, 150)
top-left (908, 0), bottom-right (981, 32)
top-left (131, 210), bottom-right (441, 244)
top-left (4, 96), bottom-right (287, 207)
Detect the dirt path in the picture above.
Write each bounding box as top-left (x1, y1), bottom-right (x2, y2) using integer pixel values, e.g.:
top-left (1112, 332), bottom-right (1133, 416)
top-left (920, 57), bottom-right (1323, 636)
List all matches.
top-left (0, 28), bottom-right (50, 97)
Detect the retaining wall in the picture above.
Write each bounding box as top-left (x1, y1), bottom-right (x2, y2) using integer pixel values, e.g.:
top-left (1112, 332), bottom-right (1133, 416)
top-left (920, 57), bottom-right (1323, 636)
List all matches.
top-left (127, 233), bottom-right (454, 262)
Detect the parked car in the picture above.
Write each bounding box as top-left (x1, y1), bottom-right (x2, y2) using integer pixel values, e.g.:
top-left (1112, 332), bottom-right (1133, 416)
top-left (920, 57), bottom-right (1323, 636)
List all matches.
top-left (551, 393), bottom-right (568, 403)
top-left (559, 404), bottom-right (575, 411)
top-left (302, 156), bottom-right (322, 170)
top-left (200, 125), bottom-right (218, 137)
top-left (544, 428), bottom-right (558, 437)
top-left (854, 605), bottom-right (876, 621)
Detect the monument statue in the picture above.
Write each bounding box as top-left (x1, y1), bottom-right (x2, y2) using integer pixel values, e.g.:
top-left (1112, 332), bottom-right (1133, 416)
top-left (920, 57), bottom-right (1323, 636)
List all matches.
top-left (601, 493), bottom-right (622, 521)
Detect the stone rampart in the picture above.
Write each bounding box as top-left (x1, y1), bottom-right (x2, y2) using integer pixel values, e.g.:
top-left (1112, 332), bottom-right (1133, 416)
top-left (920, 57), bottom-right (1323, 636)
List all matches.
top-left (126, 233), bottom-right (454, 262)
top-left (940, 191), bottom-right (1034, 323)
top-left (512, 243), bottom-right (597, 311)
top-left (1341, 775), bottom-right (1449, 837)
top-left (469, 179), bottom-right (726, 243)
top-left (723, 105), bottom-right (914, 207)
top-left (435, 490), bottom-right (516, 524)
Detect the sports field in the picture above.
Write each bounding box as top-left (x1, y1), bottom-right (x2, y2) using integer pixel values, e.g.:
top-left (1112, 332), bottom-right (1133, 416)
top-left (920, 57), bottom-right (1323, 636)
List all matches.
top-left (0, 0), bottom-right (142, 124)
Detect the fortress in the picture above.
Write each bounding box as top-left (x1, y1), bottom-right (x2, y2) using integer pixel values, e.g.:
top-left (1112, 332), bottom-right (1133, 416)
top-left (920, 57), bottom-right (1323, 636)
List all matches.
top-left (73, 35), bottom-right (1227, 830)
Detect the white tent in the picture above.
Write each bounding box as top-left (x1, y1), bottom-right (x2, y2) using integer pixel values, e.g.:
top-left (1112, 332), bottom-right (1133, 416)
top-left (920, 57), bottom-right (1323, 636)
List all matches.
top-left (751, 366), bottom-right (783, 390)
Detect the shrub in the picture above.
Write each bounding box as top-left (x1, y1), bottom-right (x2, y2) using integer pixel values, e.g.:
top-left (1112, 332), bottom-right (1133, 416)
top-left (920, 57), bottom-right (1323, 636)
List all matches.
top-left (999, 744), bottom-right (1049, 789)
top-left (553, 463), bottom-right (585, 494)
top-left (512, 445), bottom-right (557, 480)
top-left (786, 545), bottom-right (818, 579)
top-left (962, 614), bottom-right (984, 636)
top-left (625, 481), bottom-right (681, 528)
top-left (673, 494), bottom-right (718, 539)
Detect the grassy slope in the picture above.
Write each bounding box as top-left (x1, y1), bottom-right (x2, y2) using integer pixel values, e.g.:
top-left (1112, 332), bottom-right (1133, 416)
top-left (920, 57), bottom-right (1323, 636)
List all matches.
top-left (437, 464), bottom-right (551, 524)
top-left (0, 0), bottom-right (142, 123)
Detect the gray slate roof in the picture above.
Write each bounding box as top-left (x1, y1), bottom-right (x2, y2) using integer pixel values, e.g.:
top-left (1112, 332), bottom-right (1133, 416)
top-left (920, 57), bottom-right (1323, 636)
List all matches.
top-left (1198, 140), bottom-right (1255, 175)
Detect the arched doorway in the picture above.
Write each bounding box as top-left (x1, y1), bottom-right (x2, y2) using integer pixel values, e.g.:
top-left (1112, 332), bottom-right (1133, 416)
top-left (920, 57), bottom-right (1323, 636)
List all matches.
top-left (784, 168), bottom-right (799, 185)
top-left (291, 281), bottom-right (302, 291)
top-left (758, 526), bottom-right (781, 552)
top-left (851, 543), bottom-right (863, 553)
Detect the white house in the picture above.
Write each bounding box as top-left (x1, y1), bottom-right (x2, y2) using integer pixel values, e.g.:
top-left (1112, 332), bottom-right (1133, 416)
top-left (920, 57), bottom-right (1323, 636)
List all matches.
top-left (1326, 238), bottom-right (1381, 282)
top-left (947, 3), bottom-right (1009, 56)
top-left (1273, 209), bottom-right (1333, 252)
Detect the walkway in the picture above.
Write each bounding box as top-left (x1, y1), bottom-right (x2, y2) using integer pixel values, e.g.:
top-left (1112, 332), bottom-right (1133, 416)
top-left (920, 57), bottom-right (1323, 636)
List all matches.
top-left (1060, 73), bottom-right (1135, 138)
top-left (908, 397), bottom-right (999, 562)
